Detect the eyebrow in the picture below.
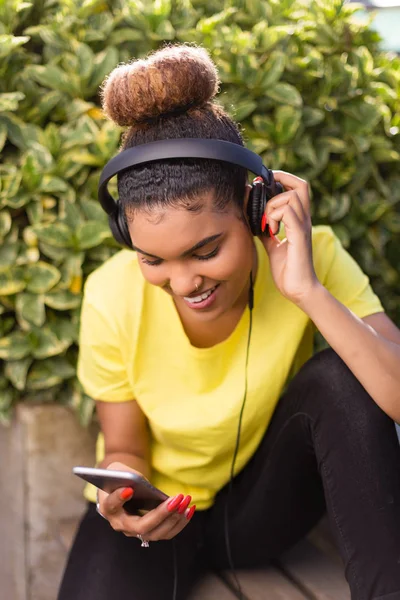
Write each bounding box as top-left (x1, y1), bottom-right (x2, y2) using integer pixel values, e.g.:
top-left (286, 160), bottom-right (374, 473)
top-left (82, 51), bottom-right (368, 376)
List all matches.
top-left (132, 233), bottom-right (223, 259)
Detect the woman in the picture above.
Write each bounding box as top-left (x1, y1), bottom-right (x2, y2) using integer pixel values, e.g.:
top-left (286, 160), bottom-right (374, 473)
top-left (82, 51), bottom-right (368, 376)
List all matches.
top-left (58, 44), bottom-right (400, 600)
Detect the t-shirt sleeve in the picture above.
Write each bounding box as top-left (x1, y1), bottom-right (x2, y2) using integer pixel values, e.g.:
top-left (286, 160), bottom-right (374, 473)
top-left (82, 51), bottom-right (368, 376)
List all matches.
top-left (77, 281), bottom-right (134, 403)
top-left (313, 226), bottom-right (384, 319)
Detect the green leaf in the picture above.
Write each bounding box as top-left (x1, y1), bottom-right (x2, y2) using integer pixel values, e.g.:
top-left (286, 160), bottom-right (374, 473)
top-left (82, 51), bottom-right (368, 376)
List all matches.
top-left (0, 167), bottom-right (22, 201)
top-left (0, 122), bottom-right (7, 153)
top-left (0, 316), bottom-right (14, 337)
top-left (318, 137), bottom-right (348, 154)
top-left (0, 210), bottom-right (12, 240)
top-left (75, 221), bottom-right (111, 250)
top-left (78, 393), bottom-right (95, 427)
top-left (42, 356), bottom-right (76, 380)
top-left (257, 51), bottom-right (286, 89)
top-left (44, 290), bottom-right (81, 310)
top-left (252, 115), bottom-right (275, 137)
top-left (32, 223), bottom-right (73, 248)
top-left (25, 261), bottom-right (61, 294)
top-left (0, 243), bottom-right (19, 268)
top-left (0, 113), bottom-right (41, 151)
top-left (274, 106), bottom-right (301, 144)
top-left (265, 83), bottom-right (303, 107)
top-left (21, 153), bottom-right (42, 192)
top-left (0, 266), bottom-right (26, 295)
top-left (88, 46), bottom-right (119, 93)
top-left (4, 358), bottom-right (32, 391)
top-left (16, 293), bottom-right (46, 327)
top-left (302, 107), bottom-right (325, 127)
top-left (0, 332), bottom-right (32, 360)
top-left (233, 100), bottom-right (257, 121)
top-left (79, 198), bottom-right (107, 222)
top-left (0, 92), bottom-right (25, 113)
top-left (39, 176), bottom-right (70, 194)
top-left (0, 35), bottom-right (30, 59)
top-left (25, 362), bottom-right (63, 390)
top-left (26, 64), bottom-right (79, 96)
top-left (260, 25), bottom-right (295, 52)
top-left (75, 43), bottom-right (95, 80)
top-left (30, 327), bottom-right (70, 359)
top-left (0, 389), bottom-right (13, 417)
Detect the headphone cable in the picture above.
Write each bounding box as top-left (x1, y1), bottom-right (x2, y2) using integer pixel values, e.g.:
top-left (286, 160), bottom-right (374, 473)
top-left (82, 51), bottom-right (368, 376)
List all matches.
top-left (223, 273), bottom-right (254, 599)
top-left (172, 274), bottom-right (253, 600)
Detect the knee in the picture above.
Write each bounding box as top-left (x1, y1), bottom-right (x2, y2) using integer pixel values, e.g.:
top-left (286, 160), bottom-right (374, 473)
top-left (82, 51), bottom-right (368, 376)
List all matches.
top-left (297, 348), bottom-right (389, 432)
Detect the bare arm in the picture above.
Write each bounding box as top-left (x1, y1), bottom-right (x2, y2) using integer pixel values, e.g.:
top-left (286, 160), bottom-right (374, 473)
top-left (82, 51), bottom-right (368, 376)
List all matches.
top-left (96, 399), bottom-right (151, 479)
top-left (94, 399), bottom-right (195, 539)
top-left (300, 285), bottom-right (400, 422)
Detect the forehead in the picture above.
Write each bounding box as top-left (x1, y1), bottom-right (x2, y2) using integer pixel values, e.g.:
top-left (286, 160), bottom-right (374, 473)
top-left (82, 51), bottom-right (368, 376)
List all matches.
top-left (128, 199), bottom-right (238, 257)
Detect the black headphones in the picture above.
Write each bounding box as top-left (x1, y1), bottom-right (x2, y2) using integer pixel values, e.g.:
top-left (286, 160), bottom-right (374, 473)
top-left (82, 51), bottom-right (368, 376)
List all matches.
top-left (98, 138), bottom-right (283, 249)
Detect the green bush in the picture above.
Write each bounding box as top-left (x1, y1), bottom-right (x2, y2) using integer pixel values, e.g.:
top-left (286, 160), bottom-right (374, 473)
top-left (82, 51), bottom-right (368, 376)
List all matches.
top-left (0, 0), bottom-right (399, 424)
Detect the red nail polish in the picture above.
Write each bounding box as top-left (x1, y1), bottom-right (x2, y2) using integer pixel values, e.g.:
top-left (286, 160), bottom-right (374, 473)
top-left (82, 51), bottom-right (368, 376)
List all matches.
top-left (253, 176), bottom-right (263, 183)
top-left (167, 494), bottom-right (184, 512)
top-left (186, 505), bottom-right (196, 520)
top-left (261, 213), bottom-right (267, 233)
top-left (268, 225), bottom-right (277, 240)
top-left (178, 495), bottom-right (192, 514)
top-left (120, 487), bottom-right (133, 500)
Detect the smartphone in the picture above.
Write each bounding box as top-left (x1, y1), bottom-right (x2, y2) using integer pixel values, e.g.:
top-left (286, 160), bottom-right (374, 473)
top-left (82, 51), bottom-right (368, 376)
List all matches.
top-left (73, 466), bottom-right (168, 513)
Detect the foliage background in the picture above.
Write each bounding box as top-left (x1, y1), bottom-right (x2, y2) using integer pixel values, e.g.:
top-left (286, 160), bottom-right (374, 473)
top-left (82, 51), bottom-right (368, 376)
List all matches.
top-left (0, 0), bottom-right (399, 424)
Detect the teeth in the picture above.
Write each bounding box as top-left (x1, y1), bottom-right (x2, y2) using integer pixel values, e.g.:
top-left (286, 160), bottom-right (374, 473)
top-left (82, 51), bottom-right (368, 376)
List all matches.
top-left (184, 286), bottom-right (216, 304)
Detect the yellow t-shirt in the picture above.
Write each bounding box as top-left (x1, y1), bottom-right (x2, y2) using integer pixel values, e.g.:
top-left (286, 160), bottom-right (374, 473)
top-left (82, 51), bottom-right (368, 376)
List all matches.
top-left (78, 226), bottom-right (383, 509)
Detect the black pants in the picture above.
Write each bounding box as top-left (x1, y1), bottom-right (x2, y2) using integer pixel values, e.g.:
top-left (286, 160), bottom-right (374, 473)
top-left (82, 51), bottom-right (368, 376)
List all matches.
top-left (58, 349), bottom-right (400, 600)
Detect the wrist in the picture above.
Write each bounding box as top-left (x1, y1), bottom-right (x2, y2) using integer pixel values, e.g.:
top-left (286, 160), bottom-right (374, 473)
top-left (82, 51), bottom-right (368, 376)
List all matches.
top-left (294, 280), bottom-right (326, 315)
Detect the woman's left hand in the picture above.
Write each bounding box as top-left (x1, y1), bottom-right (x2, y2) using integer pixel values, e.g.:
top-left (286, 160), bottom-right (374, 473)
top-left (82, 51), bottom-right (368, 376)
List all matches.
top-left (259, 170), bottom-right (320, 307)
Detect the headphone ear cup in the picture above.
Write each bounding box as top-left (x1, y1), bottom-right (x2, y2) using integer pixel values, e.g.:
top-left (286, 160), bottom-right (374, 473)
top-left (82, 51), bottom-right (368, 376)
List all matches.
top-left (247, 180), bottom-right (266, 236)
top-left (108, 202), bottom-right (133, 249)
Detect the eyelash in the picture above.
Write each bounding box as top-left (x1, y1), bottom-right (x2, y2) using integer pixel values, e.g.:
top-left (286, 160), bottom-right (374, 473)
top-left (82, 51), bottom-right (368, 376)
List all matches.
top-left (141, 246), bottom-right (220, 267)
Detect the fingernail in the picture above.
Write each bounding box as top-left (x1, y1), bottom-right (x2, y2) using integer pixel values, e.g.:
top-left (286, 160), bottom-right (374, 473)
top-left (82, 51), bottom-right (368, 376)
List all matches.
top-left (178, 495), bottom-right (192, 514)
top-left (167, 494), bottom-right (184, 512)
top-left (186, 505), bottom-right (196, 521)
top-left (268, 226), bottom-right (277, 241)
top-left (120, 487), bottom-right (133, 500)
top-left (261, 213), bottom-right (267, 233)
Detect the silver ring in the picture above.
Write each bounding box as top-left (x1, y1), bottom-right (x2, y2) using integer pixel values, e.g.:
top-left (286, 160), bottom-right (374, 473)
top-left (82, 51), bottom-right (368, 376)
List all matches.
top-left (195, 283), bottom-right (199, 292)
top-left (96, 501), bottom-right (107, 519)
top-left (137, 534), bottom-right (150, 548)
top-left (96, 489), bottom-right (107, 519)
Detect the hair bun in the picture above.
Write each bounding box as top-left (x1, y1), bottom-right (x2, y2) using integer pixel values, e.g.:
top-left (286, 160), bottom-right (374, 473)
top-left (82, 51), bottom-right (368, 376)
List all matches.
top-left (101, 44), bottom-right (220, 127)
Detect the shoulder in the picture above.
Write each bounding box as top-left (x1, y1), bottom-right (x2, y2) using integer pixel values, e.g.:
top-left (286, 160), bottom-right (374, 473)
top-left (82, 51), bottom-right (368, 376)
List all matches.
top-left (83, 250), bottom-right (144, 311)
top-left (310, 225), bottom-right (340, 276)
top-left (310, 224), bottom-right (337, 247)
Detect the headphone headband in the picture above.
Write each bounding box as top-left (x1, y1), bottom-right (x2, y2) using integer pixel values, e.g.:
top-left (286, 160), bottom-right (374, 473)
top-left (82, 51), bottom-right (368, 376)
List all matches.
top-left (98, 138), bottom-right (277, 216)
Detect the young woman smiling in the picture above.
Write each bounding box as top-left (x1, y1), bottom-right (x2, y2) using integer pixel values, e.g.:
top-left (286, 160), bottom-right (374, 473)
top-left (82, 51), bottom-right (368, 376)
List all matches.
top-left (58, 44), bottom-right (400, 600)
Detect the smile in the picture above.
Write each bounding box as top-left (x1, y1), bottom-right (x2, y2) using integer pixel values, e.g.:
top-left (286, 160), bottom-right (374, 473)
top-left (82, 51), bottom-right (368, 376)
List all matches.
top-left (184, 285), bottom-right (218, 304)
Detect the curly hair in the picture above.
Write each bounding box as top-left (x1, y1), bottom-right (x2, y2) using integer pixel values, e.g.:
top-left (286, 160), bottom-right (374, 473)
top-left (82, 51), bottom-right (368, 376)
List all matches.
top-left (100, 44), bottom-right (247, 219)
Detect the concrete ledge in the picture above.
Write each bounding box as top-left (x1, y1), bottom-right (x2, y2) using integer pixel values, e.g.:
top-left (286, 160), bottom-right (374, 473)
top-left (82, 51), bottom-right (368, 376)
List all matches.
top-left (0, 404), bottom-right (97, 600)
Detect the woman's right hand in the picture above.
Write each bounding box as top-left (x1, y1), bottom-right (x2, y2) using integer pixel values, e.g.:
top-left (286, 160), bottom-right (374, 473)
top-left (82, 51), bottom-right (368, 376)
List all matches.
top-left (97, 462), bottom-right (196, 541)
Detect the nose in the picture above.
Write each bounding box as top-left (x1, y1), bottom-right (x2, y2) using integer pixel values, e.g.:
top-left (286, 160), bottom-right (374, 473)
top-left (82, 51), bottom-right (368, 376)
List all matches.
top-left (168, 265), bottom-right (199, 297)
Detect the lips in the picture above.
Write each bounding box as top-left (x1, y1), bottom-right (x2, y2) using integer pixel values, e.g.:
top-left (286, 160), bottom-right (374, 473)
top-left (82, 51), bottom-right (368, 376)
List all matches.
top-left (181, 284), bottom-right (220, 310)
top-left (184, 285), bottom-right (218, 304)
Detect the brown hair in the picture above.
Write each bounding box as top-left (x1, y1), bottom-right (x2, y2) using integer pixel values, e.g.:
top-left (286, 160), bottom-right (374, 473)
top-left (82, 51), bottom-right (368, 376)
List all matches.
top-left (100, 44), bottom-right (247, 218)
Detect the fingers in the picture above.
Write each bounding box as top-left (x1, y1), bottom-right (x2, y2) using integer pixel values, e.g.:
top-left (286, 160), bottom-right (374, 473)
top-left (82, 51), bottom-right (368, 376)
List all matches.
top-left (135, 494), bottom-right (192, 537)
top-left (105, 493), bottom-right (196, 542)
top-left (266, 190), bottom-right (307, 235)
top-left (151, 506), bottom-right (196, 541)
top-left (103, 486), bottom-right (134, 516)
top-left (272, 170), bottom-right (310, 210)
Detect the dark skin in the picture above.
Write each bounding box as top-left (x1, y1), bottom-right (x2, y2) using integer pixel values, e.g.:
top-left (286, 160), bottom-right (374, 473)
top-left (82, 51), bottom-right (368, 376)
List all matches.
top-left (96, 171), bottom-right (400, 540)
